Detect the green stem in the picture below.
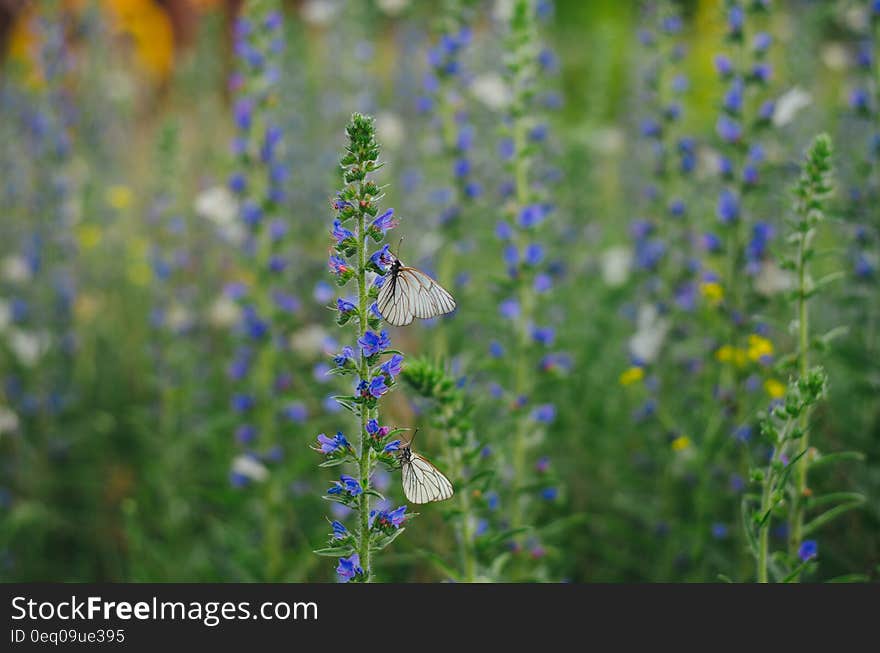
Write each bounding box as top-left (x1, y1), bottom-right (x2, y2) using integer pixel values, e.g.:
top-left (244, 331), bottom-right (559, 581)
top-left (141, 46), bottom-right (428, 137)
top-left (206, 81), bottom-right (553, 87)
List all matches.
top-left (355, 199), bottom-right (373, 582)
top-left (789, 227), bottom-right (810, 563)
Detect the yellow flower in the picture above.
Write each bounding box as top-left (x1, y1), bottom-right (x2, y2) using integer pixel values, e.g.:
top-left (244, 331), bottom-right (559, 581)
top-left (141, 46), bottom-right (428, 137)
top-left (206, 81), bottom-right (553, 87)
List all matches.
top-left (699, 281), bottom-right (724, 306)
top-left (75, 224), bottom-right (103, 250)
top-left (747, 334), bottom-right (774, 362)
top-left (619, 366), bottom-right (645, 386)
top-left (104, 0), bottom-right (175, 81)
top-left (106, 185), bottom-right (133, 210)
top-left (715, 345), bottom-right (747, 367)
top-left (671, 435), bottom-right (691, 452)
top-left (75, 294), bottom-right (101, 323)
top-left (127, 261), bottom-right (152, 287)
top-left (764, 379), bottom-right (786, 399)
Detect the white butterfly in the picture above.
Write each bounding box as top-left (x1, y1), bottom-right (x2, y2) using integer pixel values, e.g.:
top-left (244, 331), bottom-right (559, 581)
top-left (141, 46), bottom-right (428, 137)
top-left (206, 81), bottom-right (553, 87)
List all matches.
top-left (397, 439), bottom-right (454, 504)
top-left (377, 257), bottom-right (456, 327)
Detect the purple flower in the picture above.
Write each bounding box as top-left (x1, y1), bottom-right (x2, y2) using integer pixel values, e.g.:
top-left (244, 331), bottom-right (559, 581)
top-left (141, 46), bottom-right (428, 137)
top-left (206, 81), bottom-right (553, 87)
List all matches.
top-left (753, 32), bottom-right (771, 52)
top-left (499, 298), bottom-right (520, 319)
top-left (328, 255), bottom-right (350, 276)
top-left (717, 189), bottom-right (740, 224)
top-left (369, 209), bottom-right (397, 238)
top-left (334, 345), bottom-right (355, 367)
top-left (236, 424), bottom-right (257, 444)
top-left (534, 273), bottom-right (552, 293)
top-left (714, 54), bottom-right (733, 77)
top-left (336, 554), bottom-right (363, 582)
top-left (329, 474), bottom-right (362, 497)
top-left (716, 115), bottom-right (742, 143)
top-left (366, 419), bottom-right (390, 439)
top-left (370, 244), bottom-right (394, 273)
top-left (316, 432), bottom-right (350, 455)
top-left (380, 353), bottom-right (404, 379)
top-left (337, 297), bottom-right (357, 314)
top-left (372, 505), bottom-right (407, 529)
top-left (518, 204), bottom-right (546, 228)
top-left (798, 540), bottom-right (818, 561)
top-left (368, 375), bottom-right (389, 398)
top-left (358, 330), bottom-right (391, 357)
top-left (284, 402), bottom-right (308, 423)
top-left (332, 219), bottom-right (354, 245)
top-left (531, 404), bottom-right (556, 423)
top-left (531, 326), bottom-right (555, 346)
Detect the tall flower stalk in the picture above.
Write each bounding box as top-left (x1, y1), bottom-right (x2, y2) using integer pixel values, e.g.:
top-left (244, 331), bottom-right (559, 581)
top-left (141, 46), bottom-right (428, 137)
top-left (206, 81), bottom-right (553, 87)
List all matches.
top-left (487, 0), bottom-right (562, 573)
top-left (225, 0), bottom-right (298, 580)
top-left (315, 114), bottom-right (410, 583)
top-left (746, 134), bottom-right (865, 582)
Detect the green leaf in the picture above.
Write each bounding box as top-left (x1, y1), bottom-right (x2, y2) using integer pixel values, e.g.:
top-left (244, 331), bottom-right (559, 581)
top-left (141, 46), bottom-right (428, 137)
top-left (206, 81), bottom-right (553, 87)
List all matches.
top-left (802, 498), bottom-right (865, 536)
top-left (371, 527), bottom-right (407, 551)
top-left (313, 544), bottom-right (355, 557)
top-left (808, 451), bottom-right (865, 471)
top-left (782, 559), bottom-right (813, 583)
top-left (805, 492), bottom-right (866, 511)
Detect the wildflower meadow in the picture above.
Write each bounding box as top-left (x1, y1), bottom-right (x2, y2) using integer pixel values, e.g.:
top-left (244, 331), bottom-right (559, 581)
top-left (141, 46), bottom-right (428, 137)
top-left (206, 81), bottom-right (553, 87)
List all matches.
top-left (0, 0), bottom-right (878, 584)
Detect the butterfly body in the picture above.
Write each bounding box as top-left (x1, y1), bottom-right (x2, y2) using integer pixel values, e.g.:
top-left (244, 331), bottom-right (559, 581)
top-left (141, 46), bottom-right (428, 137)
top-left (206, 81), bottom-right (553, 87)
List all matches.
top-left (377, 256), bottom-right (456, 327)
top-left (398, 443), bottom-right (454, 504)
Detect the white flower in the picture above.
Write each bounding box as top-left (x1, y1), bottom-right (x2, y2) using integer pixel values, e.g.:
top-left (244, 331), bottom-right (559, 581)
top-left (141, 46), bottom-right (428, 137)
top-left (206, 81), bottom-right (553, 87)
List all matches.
top-left (773, 87), bottom-right (811, 127)
top-left (600, 246), bottom-right (632, 287)
top-left (232, 455), bottom-right (269, 483)
top-left (755, 262), bottom-right (794, 297)
top-left (2, 256), bottom-right (31, 284)
top-left (208, 296), bottom-right (241, 328)
top-left (376, 0), bottom-right (409, 15)
top-left (166, 304), bottom-right (193, 332)
top-left (301, 0), bottom-right (340, 26)
top-left (820, 43), bottom-right (849, 71)
top-left (588, 127), bottom-right (625, 155)
top-left (291, 324), bottom-right (329, 356)
top-left (470, 73), bottom-right (510, 110)
top-left (194, 186), bottom-right (243, 245)
top-left (0, 406), bottom-right (19, 435)
top-left (8, 329), bottom-right (49, 367)
top-left (629, 304), bottom-right (669, 364)
top-left (375, 112), bottom-right (405, 151)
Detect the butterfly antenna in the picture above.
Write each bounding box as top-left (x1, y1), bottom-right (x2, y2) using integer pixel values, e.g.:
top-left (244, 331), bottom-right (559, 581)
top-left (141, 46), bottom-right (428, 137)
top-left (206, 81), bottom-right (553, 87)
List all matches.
top-left (408, 427), bottom-right (420, 447)
top-left (396, 237), bottom-right (404, 260)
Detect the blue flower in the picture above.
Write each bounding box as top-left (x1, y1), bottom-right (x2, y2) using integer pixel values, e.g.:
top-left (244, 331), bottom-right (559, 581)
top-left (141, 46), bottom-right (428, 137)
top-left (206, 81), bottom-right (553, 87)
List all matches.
top-left (368, 375), bottom-right (389, 398)
top-left (334, 345), bottom-right (355, 368)
top-left (232, 394), bottom-right (255, 412)
top-left (531, 404), bottom-right (556, 423)
top-left (329, 474), bottom-right (362, 497)
top-left (499, 298), bottom-right (520, 319)
top-left (370, 244), bottom-right (394, 272)
top-left (383, 439), bottom-right (401, 453)
top-left (283, 402), bottom-right (308, 423)
top-left (711, 523), bottom-right (729, 540)
top-left (531, 326), bottom-right (555, 346)
top-left (489, 341), bottom-right (504, 358)
top-left (518, 204), bottom-right (546, 228)
top-left (235, 424), bottom-right (257, 444)
top-left (332, 219), bottom-right (354, 245)
top-left (714, 54), bottom-right (733, 77)
top-left (753, 32), bottom-right (772, 52)
top-left (723, 79), bottom-right (744, 114)
top-left (331, 521), bottom-right (347, 539)
top-left (525, 243), bottom-right (544, 266)
top-left (380, 353), bottom-right (404, 379)
top-left (358, 330), bottom-right (391, 357)
top-left (317, 432), bottom-right (350, 455)
top-left (798, 540), bottom-right (818, 561)
top-left (541, 487), bottom-right (558, 501)
top-left (336, 554), bottom-right (363, 582)
top-left (337, 297), bottom-right (357, 314)
top-left (369, 209), bottom-right (397, 237)
top-left (717, 189), bottom-right (740, 224)
top-left (716, 115), bottom-right (742, 143)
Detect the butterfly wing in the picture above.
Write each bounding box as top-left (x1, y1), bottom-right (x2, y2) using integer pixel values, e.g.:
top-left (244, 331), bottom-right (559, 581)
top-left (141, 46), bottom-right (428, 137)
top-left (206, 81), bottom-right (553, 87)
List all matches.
top-left (377, 260), bottom-right (456, 327)
top-left (401, 451), bottom-right (454, 504)
top-left (377, 266), bottom-right (415, 327)
top-left (400, 267), bottom-right (456, 319)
